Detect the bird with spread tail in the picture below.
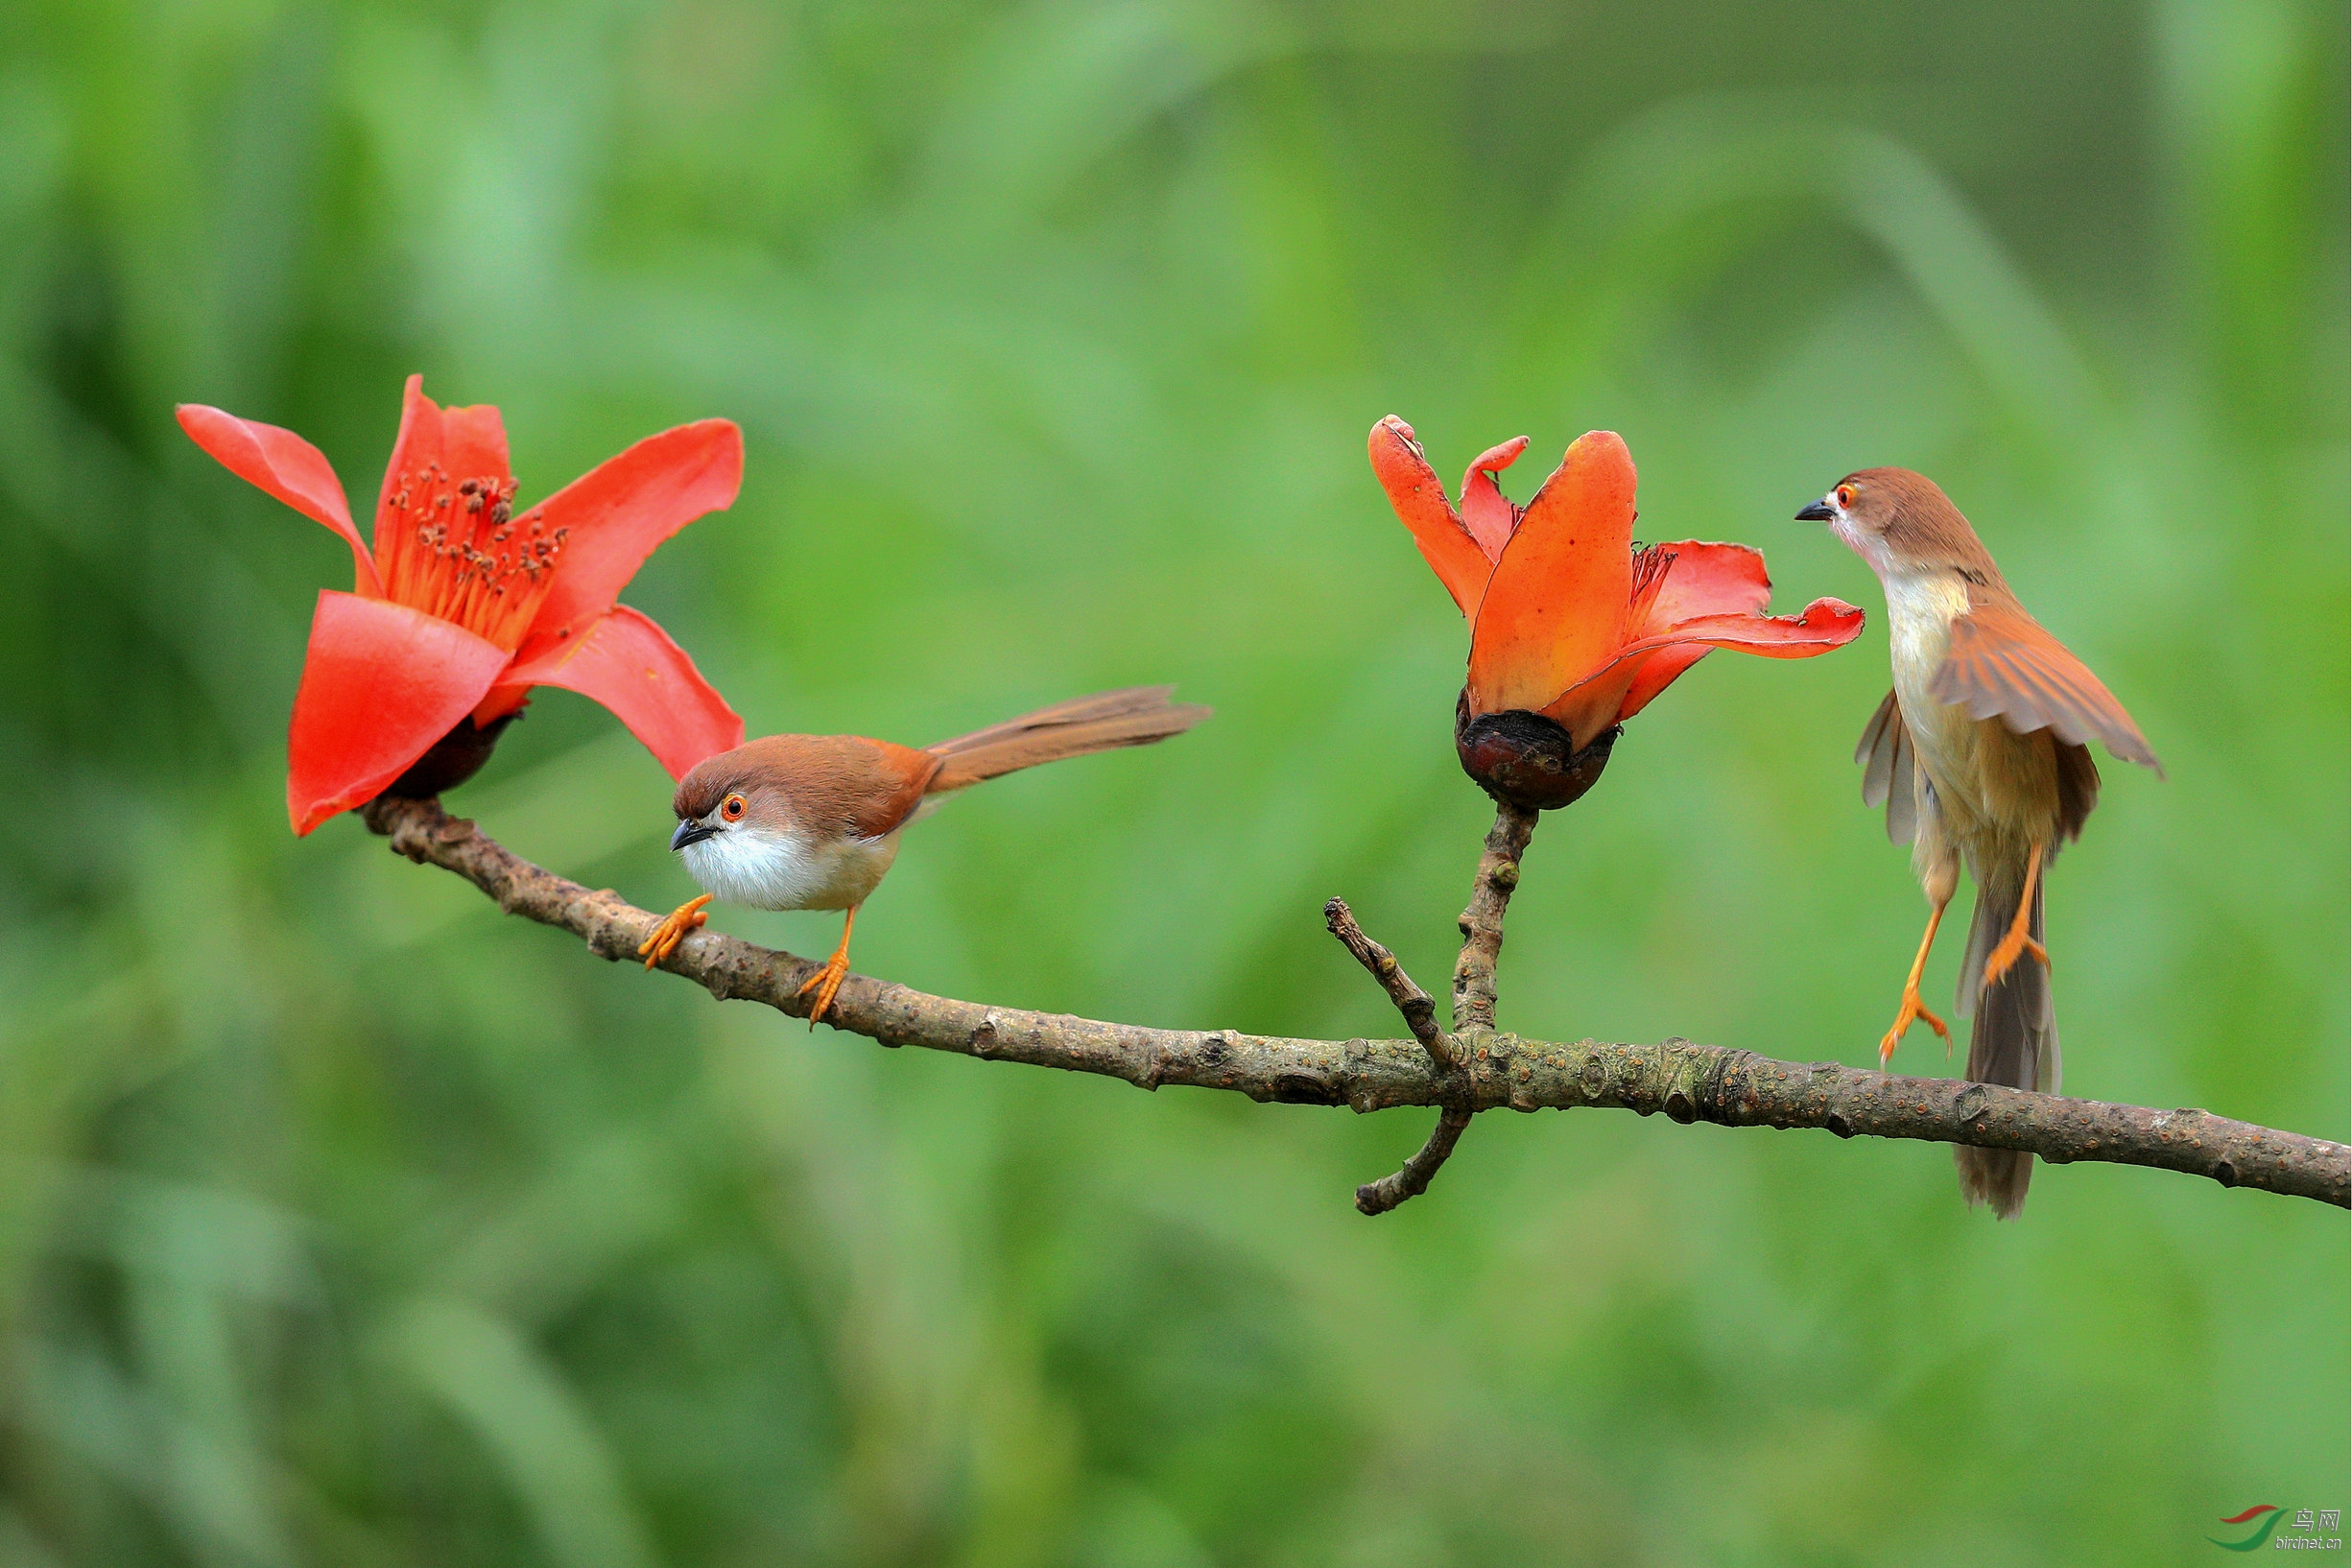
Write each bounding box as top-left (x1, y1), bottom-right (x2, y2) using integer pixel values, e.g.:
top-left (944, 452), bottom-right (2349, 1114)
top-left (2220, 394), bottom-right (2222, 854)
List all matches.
top-left (638, 688), bottom-right (1209, 1022)
top-left (1802, 470), bottom-right (2161, 1217)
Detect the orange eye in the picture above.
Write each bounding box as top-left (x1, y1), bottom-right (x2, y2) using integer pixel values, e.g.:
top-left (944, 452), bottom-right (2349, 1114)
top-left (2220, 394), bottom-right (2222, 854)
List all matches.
top-left (720, 794), bottom-right (747, 822)
top-left (1834, 484), bottom-right (1857, 509)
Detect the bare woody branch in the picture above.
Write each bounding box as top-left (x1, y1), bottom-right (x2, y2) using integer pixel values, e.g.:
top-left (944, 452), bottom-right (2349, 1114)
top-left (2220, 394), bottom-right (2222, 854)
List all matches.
top-left (1324, 895), bottom-right (1465, 1213)
top-left (1323, 898), bottom-right (1450, 1068)
top-left (1351, 1107), bottom-right (1473, 1215)
top-left (1453, 803), bottom-right (1537, 1033)
top-left (362, 795), bottom-right (2351, 1211)
top-left (1322, 798), bottom-right (1541, 1212)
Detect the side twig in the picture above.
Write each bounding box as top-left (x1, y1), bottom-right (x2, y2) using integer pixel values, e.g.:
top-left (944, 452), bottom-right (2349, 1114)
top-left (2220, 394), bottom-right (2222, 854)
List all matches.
top-left (1352, 1108), bottom-right (1474, 1216)
top-left (360, 796), bottom-right (2351, 1212)
top-left (1324, 896), bottom-right (1464, 1214)
top-left (1326, 802), bottom-right (1543, 1213)
top-left (1323, 898), bottom-right (1451, 1068)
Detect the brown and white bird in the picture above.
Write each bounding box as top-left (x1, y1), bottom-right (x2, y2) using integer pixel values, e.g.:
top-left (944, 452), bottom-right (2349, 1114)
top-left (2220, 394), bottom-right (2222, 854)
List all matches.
top-left (637, 687), bottom-right (1209, 1021)
top-left (1800, 470), bottom-right (2160, 1217)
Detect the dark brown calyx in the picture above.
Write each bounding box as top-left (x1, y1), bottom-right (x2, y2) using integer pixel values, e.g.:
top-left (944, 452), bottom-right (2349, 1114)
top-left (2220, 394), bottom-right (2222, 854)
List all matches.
top-left (1454, 691), bottom-right (1617, 811)
top-left (385, 709), bottom-right (524, 800)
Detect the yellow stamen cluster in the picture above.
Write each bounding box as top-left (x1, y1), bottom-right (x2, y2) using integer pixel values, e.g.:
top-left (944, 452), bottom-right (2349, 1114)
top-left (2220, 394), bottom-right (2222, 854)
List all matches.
top-left (374, 463), bottom-right (568, 651)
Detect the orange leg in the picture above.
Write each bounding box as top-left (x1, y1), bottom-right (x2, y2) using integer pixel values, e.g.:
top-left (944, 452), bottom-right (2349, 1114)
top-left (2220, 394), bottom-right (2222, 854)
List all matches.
top-left (1983, 841), bottom-right (2052, 988)
top-left (1880, 899), bottom-right (1955, 1067)
top-left (638, 893), bottom-right (712, 968)
top-left (796, 905), bottom-right (860, 1027)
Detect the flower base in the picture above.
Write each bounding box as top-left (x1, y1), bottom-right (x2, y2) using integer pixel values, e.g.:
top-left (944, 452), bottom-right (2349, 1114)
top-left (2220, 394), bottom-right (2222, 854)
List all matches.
top-left (386, 710), bottom-right (523, 800)
top-left (1454, 692), bottom-right (1617, 811)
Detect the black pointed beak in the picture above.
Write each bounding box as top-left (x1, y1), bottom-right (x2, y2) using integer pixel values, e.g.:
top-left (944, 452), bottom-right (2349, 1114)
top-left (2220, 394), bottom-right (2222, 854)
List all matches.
top-left (671, 819), bottom-right (719, 852)
top-left (1794, 499), bottom-right (1836, 521)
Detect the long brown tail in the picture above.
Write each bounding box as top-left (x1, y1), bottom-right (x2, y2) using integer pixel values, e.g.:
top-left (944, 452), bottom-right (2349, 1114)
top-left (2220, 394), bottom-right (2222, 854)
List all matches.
top-left (1952, 868), bottom-right (2058, 1218)
top-left (925, 686), bottom-right (1209, 790)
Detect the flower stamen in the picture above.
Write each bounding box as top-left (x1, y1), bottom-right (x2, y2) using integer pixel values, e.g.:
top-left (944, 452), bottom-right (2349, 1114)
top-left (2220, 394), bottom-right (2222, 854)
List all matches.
top-left (1627, 543), bottom-right (1679, 631)
top-left (374, 465), bottom-right (565, 650)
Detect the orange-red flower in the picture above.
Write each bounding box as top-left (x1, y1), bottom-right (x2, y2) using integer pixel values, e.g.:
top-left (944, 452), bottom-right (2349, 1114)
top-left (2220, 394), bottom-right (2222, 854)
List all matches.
top-left (1370, 416), bottom-right (1863, 806)
top-left (181, 376), bottom-right (747, 833)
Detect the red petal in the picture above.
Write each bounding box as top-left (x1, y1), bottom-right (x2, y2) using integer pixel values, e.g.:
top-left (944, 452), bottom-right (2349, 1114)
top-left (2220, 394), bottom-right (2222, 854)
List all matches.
top-left (513, 420), bottom-right (744, 653)
top-left (502, 605), bottom-right (744, 779)
top-left (177, 404), bottom-right (381, 597)
top-left (1368, 416), bottom-right (1493, 619)
top-left (1467, 430), bottom-right (1638, 716)
top-left (1601, 541), bottom-right (1777, 717)
top-left (1632, 540), bottom-right (1771, 633)
top-left (375, 375), bottom-right (511, 521)
top-left (286, 590), bottom-right (512, 834)
top-left (1613, 645), bottom-right (1717, 723)
top-left (1457, 436), bottom-right (1528, 560)
top-left (1646, 598), bottom-right (1866, 659)
top-left (1547, 597), bottom-right (1867, 733)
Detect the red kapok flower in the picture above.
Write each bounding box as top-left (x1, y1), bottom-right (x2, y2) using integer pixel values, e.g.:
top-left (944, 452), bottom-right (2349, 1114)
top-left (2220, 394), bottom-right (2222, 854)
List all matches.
top-left (180, 375), bottom-right (748, 833)
top-left (1369, 416), bottom-right (1864, 809)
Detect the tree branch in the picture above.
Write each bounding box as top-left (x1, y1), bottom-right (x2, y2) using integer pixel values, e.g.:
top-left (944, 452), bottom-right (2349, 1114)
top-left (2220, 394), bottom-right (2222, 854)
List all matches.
top-left (1322, 898), bottom-right (1451, 1069)
top-left (1321, 799), bottom-right (1542, 1213)
top-left (1323, 895), bottom-right (1467, 1213)
top-left (361, 795), bottom-right (2350, 1211)
top-left (1453, 803), bottom-right (1537, 1033)
top-left (1352, 1108), bottom-right (1473, 1215)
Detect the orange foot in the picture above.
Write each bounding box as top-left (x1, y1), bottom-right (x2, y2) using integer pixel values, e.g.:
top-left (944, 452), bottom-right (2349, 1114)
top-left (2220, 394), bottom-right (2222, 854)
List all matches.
top-left (1982, 840), bottom-right (2049, 988)
top-left (638, 894), bottom-right (712, 969)
top-left (796, 954), bottom-right (849, 1026)
top-left (1982, 928), bottom-right (2050, 988)
top-left (796, 904), bottom-right (860, 1027)
top-left (1878, 983), bottom-right (1952, 1067)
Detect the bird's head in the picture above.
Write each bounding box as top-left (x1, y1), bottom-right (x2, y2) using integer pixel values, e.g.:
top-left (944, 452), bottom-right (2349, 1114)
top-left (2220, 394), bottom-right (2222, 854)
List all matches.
top-left (669, 748), bottom-right (802, 904)
top-left (1797, 467), bottom-right (1960, 575)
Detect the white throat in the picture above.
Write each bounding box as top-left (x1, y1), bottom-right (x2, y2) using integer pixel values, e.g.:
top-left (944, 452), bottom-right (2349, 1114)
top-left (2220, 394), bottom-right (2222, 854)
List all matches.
top-left (678, 822), bottom-right (901, 913)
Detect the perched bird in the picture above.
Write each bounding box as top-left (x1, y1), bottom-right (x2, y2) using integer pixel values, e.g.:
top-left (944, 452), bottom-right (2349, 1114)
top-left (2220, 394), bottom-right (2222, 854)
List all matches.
top-left (1801, 470), bottom-right (2160, 1217)
top-left (638, 687), bottom-right (1209, 1022)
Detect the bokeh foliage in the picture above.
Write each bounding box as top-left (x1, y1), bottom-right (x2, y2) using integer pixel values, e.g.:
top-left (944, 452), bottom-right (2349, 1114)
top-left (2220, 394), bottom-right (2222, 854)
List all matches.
top-left (0, 0), bottom-right (2343, 1563)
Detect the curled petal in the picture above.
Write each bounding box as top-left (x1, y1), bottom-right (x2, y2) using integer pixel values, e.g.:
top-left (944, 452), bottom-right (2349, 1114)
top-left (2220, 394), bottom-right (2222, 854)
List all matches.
top-left (502, 605), bottom-right (744, 779)
top-left (1631, 540), bottom-right (1771, 634)
top-left (1642, 597), bottom-right (1867, 660)
top-left (1457, 436), bottom-right (1528, 560)
top-left (1467, 430), bottom-right (1638, 716)
top-left (177, 404), bottom-right (381, 596)
top-left (1608, 540), bottom-right (1778, 715)
top-left (287, 591), bottom-right (512, 834)
top-left (1368, 416), bottom-right (1493, 618)
top-left (514, 420), bottom-right (745, 653)
top-left (1545, 597), bottom-right (1868, 736)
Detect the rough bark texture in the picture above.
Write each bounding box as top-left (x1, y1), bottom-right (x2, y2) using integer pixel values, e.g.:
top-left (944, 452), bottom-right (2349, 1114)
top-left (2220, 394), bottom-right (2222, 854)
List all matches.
top-left (1352, 1107), bottom-right (1473, 1215)
top-left (362, 795), bottom-right (2350, 1211)
top-left (1452, 803), bottom-right (1537, 1033)
top-left (1324, 893), bottom-right (1470, 1210)
top-left (1324, 898), bottom-right (1451, 1068)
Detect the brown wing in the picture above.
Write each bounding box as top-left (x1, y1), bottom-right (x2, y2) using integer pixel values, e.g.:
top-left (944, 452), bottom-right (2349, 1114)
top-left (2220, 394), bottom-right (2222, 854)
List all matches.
top-left (842, 738), bottom-right (941, 837)
top-left (1855, 688), bottom-right (1917, 844)
top-left (1929, 602), bottom-right (2163, 776)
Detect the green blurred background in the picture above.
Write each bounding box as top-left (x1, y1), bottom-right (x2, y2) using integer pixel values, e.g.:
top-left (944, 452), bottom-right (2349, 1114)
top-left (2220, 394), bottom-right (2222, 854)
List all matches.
top-left (0, 0), bottom-right (2343, 1562)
